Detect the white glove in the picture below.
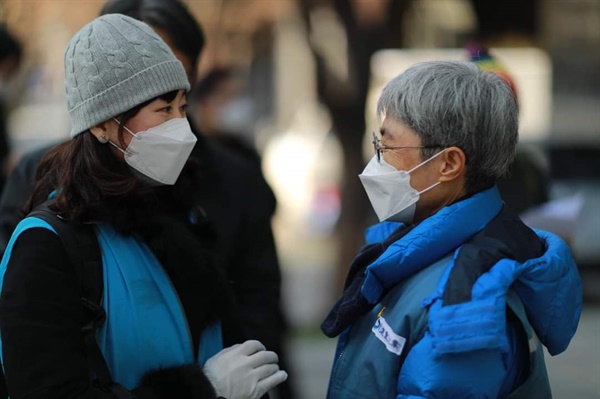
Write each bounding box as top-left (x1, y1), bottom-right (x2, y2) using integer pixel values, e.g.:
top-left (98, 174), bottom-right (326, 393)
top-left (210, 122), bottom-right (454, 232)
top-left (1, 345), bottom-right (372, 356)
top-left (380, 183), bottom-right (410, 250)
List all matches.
top-left (204, 340), bottom-right (288, 399)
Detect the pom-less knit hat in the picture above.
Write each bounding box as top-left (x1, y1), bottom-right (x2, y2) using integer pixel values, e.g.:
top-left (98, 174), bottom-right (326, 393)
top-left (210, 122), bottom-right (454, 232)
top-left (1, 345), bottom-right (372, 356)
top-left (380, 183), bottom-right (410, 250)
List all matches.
top-left (64, 14), bottom-right (190, 137)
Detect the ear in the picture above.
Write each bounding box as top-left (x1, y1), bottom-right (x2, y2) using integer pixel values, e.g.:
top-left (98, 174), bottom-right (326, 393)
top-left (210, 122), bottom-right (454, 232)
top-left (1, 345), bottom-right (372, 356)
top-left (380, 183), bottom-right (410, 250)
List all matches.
top-left (89, 120), bottom-right (117, 143)
top-left (438, 146), bottom-right (466, 182)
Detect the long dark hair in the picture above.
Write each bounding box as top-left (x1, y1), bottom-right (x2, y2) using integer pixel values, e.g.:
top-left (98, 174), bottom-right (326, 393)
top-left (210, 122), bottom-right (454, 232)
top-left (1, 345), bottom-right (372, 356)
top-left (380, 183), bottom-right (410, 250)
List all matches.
top-left (25, 90), bottom-right (201, 234)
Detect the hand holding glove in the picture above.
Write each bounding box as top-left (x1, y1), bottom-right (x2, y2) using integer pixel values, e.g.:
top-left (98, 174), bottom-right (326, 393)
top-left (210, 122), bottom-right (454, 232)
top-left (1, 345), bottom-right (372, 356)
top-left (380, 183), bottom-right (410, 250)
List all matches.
top-left (204, 340), bottom-right (288, 399)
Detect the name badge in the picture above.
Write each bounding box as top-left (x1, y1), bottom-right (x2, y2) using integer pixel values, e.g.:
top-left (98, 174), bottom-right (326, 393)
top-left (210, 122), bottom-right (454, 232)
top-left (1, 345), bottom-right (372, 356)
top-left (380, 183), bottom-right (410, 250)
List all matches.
top-left (372, 316), bottom-right (406, 356)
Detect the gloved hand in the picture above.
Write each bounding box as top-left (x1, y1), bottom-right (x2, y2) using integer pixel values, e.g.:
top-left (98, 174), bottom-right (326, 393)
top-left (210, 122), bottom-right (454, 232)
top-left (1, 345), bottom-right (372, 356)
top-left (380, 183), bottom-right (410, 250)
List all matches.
top-left (204, 340), bottom-right (288, 399)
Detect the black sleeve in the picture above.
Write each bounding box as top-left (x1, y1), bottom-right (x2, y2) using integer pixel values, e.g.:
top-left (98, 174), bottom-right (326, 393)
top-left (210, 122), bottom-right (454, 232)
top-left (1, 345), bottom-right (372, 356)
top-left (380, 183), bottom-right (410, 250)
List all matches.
top-left (229, 170), bottom-right (284, 350)
top-left (0, 228), bottom-right (217, 399)
top-left (0, 145), bottom-right (50, 254)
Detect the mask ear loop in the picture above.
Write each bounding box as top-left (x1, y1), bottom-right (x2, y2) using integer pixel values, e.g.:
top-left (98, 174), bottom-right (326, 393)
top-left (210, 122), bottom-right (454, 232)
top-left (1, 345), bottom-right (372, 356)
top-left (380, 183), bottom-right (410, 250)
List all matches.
top-left (417, 181), bottom-right (441, 195)
top-left (407, 149), bottom-right (446, 195)
top-left (407, 149), bottom-right (446, 174)
top-left (110, 118), bottom-right (137, 154)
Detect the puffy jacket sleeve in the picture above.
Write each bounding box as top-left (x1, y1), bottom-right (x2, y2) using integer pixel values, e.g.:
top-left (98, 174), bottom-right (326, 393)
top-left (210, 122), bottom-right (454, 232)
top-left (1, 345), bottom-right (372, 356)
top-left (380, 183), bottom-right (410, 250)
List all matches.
top-left (396, 313), bottom-right (528, 399)
top-left (0, 228), bottom-right (217, 399)
top-left (396, 330), bottom-right (508, 398)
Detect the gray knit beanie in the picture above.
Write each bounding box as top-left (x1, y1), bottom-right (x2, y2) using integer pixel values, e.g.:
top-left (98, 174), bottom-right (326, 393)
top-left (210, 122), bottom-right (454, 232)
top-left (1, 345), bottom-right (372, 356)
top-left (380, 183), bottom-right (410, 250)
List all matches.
top-left (64, 14), bottom-right (190, 137)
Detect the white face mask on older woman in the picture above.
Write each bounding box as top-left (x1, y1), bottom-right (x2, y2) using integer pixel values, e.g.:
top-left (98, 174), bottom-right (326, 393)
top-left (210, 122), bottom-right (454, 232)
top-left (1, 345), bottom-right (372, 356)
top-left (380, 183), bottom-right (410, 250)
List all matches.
top-left (359, 150), bottom-right (445, 224)
top-left (111, 117), bottom-right (197, 185)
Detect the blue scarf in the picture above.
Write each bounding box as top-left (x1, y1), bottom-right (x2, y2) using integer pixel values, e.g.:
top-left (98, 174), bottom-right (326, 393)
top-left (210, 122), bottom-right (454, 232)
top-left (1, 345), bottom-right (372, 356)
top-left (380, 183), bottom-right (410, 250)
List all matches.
top-left (95, 223), bottom-right (222, 388)
top-left (0, 219), bottom-right (223, 389)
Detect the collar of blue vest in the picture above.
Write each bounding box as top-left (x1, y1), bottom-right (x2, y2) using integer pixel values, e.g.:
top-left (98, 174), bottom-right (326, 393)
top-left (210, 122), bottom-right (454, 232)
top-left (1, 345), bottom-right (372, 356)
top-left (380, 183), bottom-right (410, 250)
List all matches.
top-left (361, 185), bottom-right (503, 304)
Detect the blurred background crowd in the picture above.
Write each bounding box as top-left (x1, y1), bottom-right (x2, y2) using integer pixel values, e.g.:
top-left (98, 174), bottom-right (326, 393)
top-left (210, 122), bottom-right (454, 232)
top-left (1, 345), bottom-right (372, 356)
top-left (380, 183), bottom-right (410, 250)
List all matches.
top-left (0, 0), bottom-right (598, 398)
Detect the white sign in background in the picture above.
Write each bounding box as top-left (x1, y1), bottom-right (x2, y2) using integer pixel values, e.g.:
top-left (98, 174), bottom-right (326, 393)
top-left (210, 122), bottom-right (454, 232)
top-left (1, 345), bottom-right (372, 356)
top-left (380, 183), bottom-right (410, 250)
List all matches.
top-left (367, 48), bottom-right (553, 143)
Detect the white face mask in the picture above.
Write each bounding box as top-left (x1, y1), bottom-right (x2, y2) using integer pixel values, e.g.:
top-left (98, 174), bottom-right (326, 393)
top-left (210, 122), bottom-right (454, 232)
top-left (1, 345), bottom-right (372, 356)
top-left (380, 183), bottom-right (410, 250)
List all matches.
top-left (111, 117), bottom-right (197, 185)
top-left (359, 151), bottom-right (445, 224)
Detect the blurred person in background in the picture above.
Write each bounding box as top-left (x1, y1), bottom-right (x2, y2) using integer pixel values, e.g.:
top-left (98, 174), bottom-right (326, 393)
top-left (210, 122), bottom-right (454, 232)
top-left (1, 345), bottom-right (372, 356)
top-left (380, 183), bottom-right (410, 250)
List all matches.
top-left (468, 43), bottom-right (551, 216)
top-left (0, 2), bottom-right (292, 397)
top-left (321, 60), bottom-right (582, 398)
top-left (0, 25), bottom-right (22, 194)
top-left (189, 67), bottom-right (240, 136)
top-left (0, 13), bottom-right (286, 398)
top-left (188, 67), bottom-right (265, 171)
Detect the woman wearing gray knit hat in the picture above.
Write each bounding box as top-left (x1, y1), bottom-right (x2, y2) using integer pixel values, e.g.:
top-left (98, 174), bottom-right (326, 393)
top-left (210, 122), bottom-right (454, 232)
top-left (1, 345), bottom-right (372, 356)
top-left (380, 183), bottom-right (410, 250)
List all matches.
top-left (0, 14), bottom-right (286, 399)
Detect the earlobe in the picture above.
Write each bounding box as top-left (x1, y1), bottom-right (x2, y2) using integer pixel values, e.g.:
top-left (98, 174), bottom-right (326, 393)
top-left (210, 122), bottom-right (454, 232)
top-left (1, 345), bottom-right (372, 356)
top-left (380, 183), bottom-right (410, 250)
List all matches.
top-left (439, 147), bottom-right (466, 182)
top-left (89, 121), bottom-right (113, 143)
top-left (97, 134), bottom-right (109, 144)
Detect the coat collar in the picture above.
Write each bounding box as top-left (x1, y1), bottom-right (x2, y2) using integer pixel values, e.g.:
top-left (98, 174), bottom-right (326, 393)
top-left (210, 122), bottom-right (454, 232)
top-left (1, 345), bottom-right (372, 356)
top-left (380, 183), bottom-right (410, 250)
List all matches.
top-left (361, 185), bottom-right (503, 304)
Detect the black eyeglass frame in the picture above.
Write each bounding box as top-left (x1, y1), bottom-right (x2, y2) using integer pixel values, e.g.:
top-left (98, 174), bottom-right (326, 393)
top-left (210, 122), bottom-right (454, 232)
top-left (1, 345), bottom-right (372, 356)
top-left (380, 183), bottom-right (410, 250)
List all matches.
top-left (371, 132), bottom-right (442, 163)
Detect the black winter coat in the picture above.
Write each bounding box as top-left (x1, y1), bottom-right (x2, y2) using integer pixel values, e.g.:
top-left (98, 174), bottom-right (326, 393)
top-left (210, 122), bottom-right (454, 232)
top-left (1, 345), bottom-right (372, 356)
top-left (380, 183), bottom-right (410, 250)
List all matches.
top-left (0, 132), bottom-right (284, 398)
top-left (0, 132), bottom-right (283, 349)
top-left (0, 228), bottom-right (223, 398)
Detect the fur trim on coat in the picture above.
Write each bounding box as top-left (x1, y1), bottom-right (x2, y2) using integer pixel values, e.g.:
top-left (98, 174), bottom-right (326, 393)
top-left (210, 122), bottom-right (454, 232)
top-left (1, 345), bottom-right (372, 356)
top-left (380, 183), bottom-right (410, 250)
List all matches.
top-left (133, 364), bottom-right (217, 399)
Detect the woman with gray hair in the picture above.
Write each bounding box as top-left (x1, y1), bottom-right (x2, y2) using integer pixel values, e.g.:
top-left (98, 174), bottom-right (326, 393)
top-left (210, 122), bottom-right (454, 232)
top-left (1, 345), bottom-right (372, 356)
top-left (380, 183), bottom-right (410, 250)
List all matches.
top-left (322, 60), bottom-right (581, 398)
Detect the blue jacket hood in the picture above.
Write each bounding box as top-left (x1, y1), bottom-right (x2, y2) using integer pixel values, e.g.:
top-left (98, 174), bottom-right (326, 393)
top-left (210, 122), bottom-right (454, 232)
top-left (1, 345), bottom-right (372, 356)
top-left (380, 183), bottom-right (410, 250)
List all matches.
top-left (483, 229), bottom-right (582, 355)
top-left (361, 186), bottom-right (504, 303)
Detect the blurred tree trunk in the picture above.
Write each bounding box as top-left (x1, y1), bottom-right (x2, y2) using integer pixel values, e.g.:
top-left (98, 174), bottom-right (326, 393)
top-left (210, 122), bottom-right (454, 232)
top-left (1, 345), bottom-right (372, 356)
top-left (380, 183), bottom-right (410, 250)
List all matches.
top-left (298, 0), bottom-right (412, 292)
top-left (469, 0), bottom-right (538, 44)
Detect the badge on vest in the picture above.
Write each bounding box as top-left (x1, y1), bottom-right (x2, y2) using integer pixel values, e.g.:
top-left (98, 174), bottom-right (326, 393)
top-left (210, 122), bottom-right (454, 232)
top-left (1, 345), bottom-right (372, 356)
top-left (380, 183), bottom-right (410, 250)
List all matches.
top-left (372, 308), bottom-right (406, 356)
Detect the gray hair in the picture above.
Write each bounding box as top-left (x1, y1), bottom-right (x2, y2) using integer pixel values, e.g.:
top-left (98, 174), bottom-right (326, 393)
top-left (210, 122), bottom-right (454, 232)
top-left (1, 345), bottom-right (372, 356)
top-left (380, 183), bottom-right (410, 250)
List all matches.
top-left (376, 60), bottom-right (518, 194)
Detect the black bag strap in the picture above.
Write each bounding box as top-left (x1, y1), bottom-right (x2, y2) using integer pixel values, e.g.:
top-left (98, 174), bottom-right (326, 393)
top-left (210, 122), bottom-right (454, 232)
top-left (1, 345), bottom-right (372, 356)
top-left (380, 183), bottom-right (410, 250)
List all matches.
top-left (28, 204), bottom-right (133, 398)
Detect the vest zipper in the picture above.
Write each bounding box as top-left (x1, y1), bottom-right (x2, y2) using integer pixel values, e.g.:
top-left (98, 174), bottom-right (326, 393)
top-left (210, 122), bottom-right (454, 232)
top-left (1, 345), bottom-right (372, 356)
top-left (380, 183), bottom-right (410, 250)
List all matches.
top-left (327, 341), bottom-right (346, 398)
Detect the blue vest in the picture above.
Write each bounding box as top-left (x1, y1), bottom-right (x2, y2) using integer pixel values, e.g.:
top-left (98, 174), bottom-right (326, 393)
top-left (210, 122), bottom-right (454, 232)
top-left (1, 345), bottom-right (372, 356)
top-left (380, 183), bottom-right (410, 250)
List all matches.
top-left (328, 254), bottom-right (453, 399)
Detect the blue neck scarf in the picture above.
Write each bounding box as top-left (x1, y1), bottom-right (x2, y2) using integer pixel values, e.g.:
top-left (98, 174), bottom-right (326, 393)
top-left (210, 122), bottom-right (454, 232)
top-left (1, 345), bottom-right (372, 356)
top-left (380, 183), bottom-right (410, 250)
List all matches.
top-left (94, 223), bottom-right (222, 388)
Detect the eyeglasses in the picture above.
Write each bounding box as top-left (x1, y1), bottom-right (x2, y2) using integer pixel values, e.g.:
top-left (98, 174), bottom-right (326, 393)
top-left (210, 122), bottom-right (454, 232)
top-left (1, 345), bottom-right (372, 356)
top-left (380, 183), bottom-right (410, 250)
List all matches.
top-left (371, 132), bottom-right (441, 163)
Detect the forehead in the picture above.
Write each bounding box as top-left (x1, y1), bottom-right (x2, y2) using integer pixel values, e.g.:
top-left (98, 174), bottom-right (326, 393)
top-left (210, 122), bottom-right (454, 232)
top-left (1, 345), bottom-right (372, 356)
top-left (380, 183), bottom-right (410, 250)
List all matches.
top-left (380, 117), bottom-right (421, 144)
top-left (141, 89), bottom-right (187, 107)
